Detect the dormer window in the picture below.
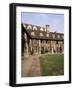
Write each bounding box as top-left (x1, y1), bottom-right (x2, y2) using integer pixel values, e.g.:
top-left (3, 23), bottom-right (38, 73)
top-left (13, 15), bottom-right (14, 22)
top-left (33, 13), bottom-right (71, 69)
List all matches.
top-left (27, 25), bottom-right (32, 30)
top-left (33, 26), bottom-right (37, 30)
top-left (52, 34), bottom-right (55, 38)
top-left (57, 35), bottom-right (60, 38)
top-left (40, 33), bottom-right (43, 36)
top-left (46, 34), bottom-right (49, 37)
top-left (44, 28), bottom-right (46, 31)
top-left (40, 27), bottom-right (43, 31)
top-left (31, 32), bottom-right (34, 36)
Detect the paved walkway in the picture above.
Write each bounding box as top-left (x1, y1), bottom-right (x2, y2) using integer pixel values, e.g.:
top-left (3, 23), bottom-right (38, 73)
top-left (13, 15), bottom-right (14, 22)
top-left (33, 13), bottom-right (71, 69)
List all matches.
top-left (21, 55), bottom-right (41, 77)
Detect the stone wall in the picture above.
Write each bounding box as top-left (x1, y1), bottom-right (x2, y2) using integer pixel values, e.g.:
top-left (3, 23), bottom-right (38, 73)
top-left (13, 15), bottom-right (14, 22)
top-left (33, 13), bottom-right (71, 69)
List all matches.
top-left (22, 33), bottom-right (64, 56)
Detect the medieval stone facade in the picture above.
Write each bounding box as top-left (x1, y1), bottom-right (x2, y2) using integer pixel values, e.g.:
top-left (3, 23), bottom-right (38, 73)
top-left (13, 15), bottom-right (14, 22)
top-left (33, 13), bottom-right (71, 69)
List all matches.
top-left (22, 24), bottom-right (64, 56)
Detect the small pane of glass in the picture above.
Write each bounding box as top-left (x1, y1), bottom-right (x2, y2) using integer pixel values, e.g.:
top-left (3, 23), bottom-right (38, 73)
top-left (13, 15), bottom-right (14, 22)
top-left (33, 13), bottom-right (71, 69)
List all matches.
top-left (40, 33), bottom-right (43, 36)
top-left (31, 32), bottom-right (35, 36)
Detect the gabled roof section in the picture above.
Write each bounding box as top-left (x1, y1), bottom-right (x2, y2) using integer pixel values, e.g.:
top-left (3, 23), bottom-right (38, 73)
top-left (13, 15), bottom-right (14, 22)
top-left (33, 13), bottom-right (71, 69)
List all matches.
top-left (22, 23), bottom-right (64, 41)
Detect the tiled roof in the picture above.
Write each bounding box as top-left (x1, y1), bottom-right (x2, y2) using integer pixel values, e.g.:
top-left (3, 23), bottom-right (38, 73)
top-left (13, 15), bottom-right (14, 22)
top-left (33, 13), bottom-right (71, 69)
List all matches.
top-left (22, 24), bottom-right (64, 41)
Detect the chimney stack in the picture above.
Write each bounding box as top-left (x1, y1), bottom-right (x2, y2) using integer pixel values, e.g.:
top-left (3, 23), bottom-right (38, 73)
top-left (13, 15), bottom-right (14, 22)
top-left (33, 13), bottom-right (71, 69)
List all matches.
top-left (46, 25), bottom-right (50, 32)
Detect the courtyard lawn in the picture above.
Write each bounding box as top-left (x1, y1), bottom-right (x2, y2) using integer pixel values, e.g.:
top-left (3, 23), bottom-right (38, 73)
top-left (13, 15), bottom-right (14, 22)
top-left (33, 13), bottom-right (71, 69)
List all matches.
top-left (39, 54), bottom-right (64, 76)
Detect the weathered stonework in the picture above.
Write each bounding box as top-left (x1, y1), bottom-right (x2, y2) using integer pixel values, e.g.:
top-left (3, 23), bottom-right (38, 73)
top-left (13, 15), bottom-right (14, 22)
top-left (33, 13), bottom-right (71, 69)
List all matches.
top-left (22, 24), bottom-right (64, 56)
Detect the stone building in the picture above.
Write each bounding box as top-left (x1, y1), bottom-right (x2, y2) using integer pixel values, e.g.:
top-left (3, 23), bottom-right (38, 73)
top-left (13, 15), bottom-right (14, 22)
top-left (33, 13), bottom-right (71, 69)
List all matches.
top-left (22, 23), bottom-right (64, 56)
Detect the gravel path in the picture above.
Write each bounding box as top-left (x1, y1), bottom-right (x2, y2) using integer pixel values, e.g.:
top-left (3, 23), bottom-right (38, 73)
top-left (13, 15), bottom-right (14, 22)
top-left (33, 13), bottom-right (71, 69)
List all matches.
top-left (21, 55), bottom-right (41, 77)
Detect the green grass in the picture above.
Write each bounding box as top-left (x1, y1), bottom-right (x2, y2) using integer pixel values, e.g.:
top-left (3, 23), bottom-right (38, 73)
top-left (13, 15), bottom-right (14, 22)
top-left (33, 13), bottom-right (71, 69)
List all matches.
top-left (39, 54), bottom-right (64, 76)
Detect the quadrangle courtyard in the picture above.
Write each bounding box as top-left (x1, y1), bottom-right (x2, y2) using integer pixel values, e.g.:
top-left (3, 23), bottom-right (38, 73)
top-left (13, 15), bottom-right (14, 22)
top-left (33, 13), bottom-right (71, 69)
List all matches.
top-left (21, 54), bottom-right (64, 77)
